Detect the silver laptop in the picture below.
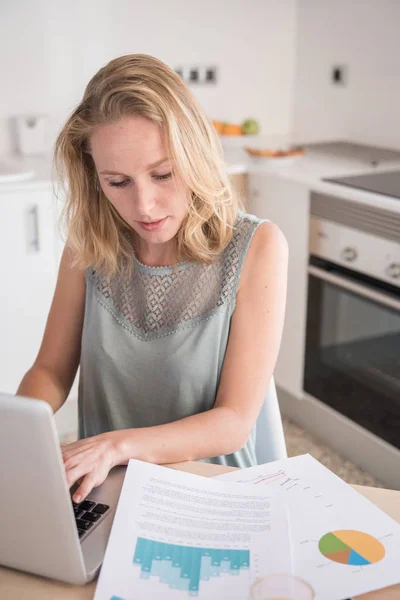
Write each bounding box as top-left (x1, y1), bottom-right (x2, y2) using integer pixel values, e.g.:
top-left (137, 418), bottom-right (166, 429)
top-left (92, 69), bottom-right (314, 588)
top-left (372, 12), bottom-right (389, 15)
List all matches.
top-left (0, 393), bottom-right (126, 584)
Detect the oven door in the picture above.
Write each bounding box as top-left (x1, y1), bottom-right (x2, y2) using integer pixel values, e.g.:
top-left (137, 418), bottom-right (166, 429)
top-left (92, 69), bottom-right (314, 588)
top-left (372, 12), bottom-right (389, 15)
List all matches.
top-left (304, 257), bottom-right (400, 450)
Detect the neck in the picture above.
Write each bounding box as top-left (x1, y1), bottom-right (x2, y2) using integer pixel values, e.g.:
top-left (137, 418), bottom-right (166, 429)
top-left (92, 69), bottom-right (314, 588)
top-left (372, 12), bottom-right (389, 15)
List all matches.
top-left (133, 235), bottom-right (177, 268)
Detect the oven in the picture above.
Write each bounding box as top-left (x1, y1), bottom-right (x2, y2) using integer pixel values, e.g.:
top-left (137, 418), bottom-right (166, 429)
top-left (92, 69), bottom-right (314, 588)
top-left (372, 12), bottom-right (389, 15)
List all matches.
top-left (304, 192), bottom-right (400, 450)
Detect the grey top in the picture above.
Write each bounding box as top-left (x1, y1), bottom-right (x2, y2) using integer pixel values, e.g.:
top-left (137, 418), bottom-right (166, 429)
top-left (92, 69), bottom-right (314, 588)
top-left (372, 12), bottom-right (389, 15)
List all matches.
top-left (78, 211), bottom-right (266, 468)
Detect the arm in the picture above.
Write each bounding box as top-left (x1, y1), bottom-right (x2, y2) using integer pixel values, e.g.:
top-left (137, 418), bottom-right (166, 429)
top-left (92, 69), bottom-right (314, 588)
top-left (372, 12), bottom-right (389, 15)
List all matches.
top-left (16, 245), bottom-right (86, 414)
top-left (64, 222), bottom-right (288, 501)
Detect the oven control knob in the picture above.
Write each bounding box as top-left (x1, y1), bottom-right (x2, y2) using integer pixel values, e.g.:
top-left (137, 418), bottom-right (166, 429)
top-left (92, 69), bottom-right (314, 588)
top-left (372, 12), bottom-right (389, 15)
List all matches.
top-left (341, 247), bottom-right (358, 262)
top-left (386, 262), bottom-right (400, 279)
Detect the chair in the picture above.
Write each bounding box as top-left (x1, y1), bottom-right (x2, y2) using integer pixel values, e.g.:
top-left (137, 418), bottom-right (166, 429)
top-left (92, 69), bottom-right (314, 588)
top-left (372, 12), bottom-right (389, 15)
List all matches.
top-left (254, 376), bottom-right (287, 464)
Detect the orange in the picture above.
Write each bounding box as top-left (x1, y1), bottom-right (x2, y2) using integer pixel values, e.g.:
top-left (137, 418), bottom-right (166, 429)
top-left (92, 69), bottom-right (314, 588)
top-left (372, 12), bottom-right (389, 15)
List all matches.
top-left (222, 123), bottom-right (243, 136)
top-left (212, 120), bottom-right (224, 134)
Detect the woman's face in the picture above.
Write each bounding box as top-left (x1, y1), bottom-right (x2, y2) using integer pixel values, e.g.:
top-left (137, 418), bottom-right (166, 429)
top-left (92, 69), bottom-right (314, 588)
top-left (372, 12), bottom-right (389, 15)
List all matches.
top-left (90, 115), bottom-right (189, 258)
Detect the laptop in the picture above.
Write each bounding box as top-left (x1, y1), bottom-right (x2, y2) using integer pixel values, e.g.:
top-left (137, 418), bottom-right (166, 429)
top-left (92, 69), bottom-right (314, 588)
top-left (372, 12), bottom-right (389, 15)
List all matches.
top-left (0, 393), bottom-right (126, 584)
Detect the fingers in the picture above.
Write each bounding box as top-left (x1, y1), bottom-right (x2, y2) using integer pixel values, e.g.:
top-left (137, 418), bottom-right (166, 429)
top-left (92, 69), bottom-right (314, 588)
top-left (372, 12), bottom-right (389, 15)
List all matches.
top-left (63, 448), bottom-right (105, 489)
top-left (65, 456), bottom-right (111, 502)
top-left (65, 461), bottom-right (91, 490)
top-left (60, 434), bottom-right (113, 503)
top-left (73, 473), bottom-right (98, 504)
top-left (61, 439), bottom-right (97, 461)
top-left (73, 469), bottom-right (109, 503)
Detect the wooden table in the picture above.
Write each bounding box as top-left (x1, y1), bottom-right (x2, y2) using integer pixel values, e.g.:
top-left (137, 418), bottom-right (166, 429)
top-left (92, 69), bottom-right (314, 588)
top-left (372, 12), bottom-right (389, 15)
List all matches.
top-left (1, 461), bottom-right (399, 599)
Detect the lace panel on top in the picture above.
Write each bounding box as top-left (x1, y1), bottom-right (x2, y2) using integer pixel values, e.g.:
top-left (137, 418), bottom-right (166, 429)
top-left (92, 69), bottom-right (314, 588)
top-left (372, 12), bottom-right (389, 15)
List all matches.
top-left (89, 213), bottom-right (258, 341)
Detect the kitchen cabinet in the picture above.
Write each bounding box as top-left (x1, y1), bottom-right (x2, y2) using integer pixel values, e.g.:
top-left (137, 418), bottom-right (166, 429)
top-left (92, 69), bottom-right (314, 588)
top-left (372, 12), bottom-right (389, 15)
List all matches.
top-left (247, 172), bottom-right (310, 398)
top-left (0, 186), bottom-right (58, 394)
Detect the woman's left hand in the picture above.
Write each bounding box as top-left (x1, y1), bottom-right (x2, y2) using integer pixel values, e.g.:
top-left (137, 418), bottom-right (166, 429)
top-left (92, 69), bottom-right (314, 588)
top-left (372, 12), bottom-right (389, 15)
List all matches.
top-left (61, 432), bottom-right (123, 503)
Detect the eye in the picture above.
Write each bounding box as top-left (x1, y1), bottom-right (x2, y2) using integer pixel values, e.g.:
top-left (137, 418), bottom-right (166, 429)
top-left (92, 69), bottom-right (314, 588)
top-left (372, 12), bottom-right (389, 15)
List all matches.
top-left (108, 180), bottom-right (130, 188)
top-left (153, 172), bottom-right (172, 181)
top-left (107, 172), bottom-right (172, 187)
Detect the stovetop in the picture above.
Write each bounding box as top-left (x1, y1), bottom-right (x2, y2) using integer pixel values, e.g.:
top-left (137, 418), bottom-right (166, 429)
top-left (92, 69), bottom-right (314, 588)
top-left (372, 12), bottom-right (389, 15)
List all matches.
top-left (323, 170), bottom-right (400, 200)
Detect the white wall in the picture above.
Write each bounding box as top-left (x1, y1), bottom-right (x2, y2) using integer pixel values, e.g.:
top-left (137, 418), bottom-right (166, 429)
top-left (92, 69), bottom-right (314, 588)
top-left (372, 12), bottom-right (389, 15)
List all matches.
top-left (3, 2), bottom-right (400, 158)
top-left (0, 0), bottom-right (113, 156)
top-left (109, 0), bottom-right (297, 134)
top-left (0, 0), bottom-right (297, 157)
top-left (292, 0), bottom-right (400, 149)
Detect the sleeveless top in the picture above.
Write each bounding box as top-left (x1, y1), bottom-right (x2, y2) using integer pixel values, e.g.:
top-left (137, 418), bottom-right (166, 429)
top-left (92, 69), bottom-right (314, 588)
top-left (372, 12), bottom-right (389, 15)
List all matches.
top-left (78, 211), bottom-right (266, 468)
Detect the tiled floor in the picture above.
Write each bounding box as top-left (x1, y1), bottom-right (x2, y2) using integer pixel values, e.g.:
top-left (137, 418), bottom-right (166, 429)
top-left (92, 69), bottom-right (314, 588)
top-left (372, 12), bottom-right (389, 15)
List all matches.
top-left (283, 417), bottom-right (384, 488)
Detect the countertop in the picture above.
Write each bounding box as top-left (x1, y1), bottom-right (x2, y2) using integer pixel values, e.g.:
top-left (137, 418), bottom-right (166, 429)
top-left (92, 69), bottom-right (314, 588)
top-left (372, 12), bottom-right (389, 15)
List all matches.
top-left (227, 145), bottom-right (400, 214)
top-left (2, 149), bottom-right (400, 215)
top-left (0, 460), bottom-right (399, 600)
top-left (0, 153), bottom-right (249, 192)
top-left (0, 155), bottom-right (56, 192)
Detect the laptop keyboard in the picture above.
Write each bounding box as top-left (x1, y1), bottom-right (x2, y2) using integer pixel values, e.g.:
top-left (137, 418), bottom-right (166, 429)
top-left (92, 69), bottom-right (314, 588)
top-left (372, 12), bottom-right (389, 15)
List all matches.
top-left (72, 499), bottom-right (110, 540)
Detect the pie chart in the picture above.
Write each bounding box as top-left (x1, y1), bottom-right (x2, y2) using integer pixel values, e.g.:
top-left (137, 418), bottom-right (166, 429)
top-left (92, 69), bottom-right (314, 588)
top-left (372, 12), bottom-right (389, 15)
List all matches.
top-left (319, 530), bottom-right (385, 566)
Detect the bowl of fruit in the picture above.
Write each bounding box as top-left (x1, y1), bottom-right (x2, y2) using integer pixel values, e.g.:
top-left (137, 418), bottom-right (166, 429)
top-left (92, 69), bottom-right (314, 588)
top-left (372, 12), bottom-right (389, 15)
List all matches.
top-left (243, 142), bottom-right (305, 168)
top-left (212, 118), bottom-right (260, 137)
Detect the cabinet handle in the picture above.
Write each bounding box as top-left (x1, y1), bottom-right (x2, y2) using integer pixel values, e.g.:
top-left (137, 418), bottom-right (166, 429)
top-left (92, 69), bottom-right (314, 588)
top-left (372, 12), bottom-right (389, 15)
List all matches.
top-left (27, 205), bottom-right (40, 253)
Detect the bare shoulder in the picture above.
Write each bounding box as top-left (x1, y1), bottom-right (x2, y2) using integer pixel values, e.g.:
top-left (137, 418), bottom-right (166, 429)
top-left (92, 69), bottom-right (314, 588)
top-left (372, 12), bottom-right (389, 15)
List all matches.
top-left (238, 221), bottom-right (288, 292)
top-left (52, 243), bottom-right (87, 319)
top-left (34, 243), bottom-right (87, 380)
top-left (59, 243), bottom-right (85, 272)
top-left (248, 221), bottom-right (288, 260)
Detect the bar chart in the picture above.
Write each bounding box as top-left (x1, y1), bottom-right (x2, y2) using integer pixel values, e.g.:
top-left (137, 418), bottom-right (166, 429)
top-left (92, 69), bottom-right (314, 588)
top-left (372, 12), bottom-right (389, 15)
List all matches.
top-left (131, 537), bottom-right (250, 596)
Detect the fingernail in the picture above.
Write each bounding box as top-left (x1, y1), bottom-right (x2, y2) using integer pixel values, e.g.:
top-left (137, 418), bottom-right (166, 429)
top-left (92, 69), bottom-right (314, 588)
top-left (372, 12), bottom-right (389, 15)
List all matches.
top-left (75, 495), bottom-right (81, 504)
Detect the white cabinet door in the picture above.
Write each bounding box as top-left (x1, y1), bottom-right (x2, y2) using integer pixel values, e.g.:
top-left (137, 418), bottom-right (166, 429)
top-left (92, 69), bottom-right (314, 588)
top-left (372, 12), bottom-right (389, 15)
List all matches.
top-left (0, 187), bottom-right (58, 393)
top-left (247, 173), bottom-right (310, 398)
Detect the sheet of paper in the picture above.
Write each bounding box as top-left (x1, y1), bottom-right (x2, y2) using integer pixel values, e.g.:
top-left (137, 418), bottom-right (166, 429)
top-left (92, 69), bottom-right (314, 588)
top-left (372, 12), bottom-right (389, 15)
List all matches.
top-left (215, 453), bottom-right (400, 600)
top-left (94, 459), bottom-right (291, 600)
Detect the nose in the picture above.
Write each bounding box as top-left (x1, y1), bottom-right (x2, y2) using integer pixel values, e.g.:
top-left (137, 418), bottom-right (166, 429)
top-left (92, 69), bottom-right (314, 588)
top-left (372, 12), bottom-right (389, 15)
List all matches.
top-left (134, 181), bottom-right (157, 219)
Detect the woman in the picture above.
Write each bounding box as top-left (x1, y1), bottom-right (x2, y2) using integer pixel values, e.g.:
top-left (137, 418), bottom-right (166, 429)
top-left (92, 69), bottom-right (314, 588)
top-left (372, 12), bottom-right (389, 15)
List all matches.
top-left (17, 54), bottom-right (288, 504)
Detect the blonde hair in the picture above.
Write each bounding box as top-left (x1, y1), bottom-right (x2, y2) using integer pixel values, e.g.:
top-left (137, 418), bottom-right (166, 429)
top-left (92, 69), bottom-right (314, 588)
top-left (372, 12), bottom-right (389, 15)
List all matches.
top-left (53, 53), bottom-right (243, 277)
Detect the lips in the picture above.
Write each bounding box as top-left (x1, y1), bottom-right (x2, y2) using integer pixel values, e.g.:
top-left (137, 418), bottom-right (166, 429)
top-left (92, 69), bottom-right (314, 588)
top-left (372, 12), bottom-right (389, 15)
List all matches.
top-left (137, 217), bottom-right (168, 232)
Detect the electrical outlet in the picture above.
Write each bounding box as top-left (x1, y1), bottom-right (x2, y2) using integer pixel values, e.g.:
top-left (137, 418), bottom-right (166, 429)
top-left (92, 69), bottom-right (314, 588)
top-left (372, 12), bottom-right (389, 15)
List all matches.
top-left (174, 65), bottom-right (218, 85)
top-left (174, 66), bottom-right (192, 82)
top-left (189, 67), bottom-right (200, 83)
top-left (205, 66), bottom-right (217, 84)
top-left (174, 67), bottom-right (183, 80)
top-left (331, 64), bottom-right (348, 86)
